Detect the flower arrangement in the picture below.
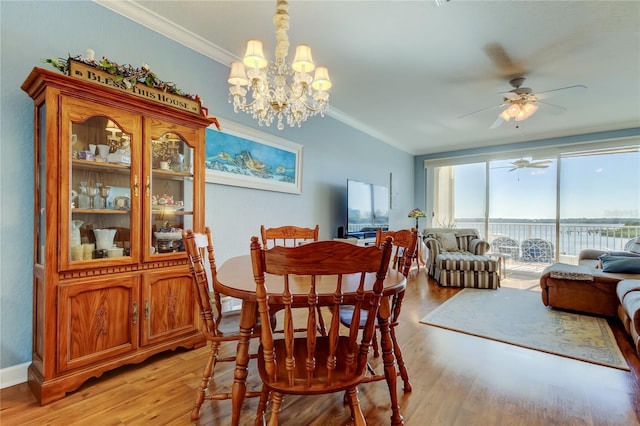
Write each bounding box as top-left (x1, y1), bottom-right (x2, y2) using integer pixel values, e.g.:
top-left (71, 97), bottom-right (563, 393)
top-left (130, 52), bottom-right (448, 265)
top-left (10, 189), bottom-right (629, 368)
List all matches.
top-left (43, 49), bottom-right (198, 100)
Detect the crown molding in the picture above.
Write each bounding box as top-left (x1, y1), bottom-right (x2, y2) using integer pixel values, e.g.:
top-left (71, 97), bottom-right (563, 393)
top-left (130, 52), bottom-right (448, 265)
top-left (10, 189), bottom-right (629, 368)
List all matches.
top-left (93, 0), bottom-right (238, 65)
top-left (92, 0), bottom-right (397, 150)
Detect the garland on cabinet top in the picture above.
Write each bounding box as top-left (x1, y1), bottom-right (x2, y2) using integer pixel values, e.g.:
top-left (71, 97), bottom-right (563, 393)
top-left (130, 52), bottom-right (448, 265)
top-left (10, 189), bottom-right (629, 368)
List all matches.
top-left (43, 48), bottom-right (218, 125)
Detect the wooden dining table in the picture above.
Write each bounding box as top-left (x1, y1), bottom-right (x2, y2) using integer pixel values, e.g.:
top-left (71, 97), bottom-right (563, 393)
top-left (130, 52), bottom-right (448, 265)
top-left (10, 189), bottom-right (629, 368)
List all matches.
top-left (215, 254), bottom-right (407, 426)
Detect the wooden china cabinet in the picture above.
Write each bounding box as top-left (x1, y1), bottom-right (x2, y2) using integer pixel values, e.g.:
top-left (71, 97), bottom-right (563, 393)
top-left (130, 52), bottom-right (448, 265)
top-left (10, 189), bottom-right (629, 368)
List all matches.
top-left (22, 67), bottom-right (216, 404)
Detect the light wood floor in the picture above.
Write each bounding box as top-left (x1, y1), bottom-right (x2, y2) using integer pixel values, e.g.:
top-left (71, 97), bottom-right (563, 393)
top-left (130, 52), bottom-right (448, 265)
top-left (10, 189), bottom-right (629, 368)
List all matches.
top-left (2, 268), bottom-right (639, 425)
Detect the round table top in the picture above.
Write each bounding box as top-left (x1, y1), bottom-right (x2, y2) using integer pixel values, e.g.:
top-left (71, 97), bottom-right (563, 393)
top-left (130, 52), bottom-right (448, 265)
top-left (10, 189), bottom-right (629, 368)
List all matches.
top-left (215, 255), bottom-right (407, 304)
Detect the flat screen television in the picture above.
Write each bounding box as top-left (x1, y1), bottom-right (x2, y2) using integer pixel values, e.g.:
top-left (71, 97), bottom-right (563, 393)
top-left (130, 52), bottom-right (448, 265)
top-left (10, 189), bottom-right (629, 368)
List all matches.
top-left (346, 179), bottom-right (389, 238)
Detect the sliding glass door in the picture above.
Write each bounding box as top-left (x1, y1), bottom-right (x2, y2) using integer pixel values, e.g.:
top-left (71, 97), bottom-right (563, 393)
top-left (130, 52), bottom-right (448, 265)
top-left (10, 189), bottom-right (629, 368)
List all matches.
top-left (559, 149), bottom-right (640, 263)
top-left (429, 145), bottom-right (640, 272)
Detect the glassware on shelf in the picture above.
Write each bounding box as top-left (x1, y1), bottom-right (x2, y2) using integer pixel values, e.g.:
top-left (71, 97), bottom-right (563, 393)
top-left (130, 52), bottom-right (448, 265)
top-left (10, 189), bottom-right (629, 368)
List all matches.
top-left (93, 229), bottom-right (116, 250)
top-left (70, 220), bottom-right (84, 247)
top-left (77, 182), bottom-right (90, 209)
top-left (87, 185), bottom-right (99, 209)
top-left (96, 144), bottom-right (110, 160)
top-left (171, 148), bottom-right (184, 172)
top-left (70, 219), bottom-right (84, 261)
top-left (99, 185), bottom-right (111, 209)
top-left (93, 183), bottom-right (104, 209)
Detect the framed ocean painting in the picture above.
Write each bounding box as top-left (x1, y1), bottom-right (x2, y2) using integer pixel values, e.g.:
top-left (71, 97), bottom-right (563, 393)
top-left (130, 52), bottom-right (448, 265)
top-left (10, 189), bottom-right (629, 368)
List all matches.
top-left (205, 120), bottom-right (303, 194)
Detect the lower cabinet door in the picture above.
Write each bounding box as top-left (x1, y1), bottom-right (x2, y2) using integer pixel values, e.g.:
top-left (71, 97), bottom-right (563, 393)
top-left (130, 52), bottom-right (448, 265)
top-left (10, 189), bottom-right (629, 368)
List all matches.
top-left (141, 268), bottom-right (198, 346)
top-left (58, 276), bottom-right (139, 372)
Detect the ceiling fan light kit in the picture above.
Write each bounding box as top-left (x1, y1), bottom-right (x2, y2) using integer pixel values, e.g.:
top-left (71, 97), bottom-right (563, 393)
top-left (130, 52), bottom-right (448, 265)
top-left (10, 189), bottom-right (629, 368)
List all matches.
top-left (227, 0), bottom-right (331, 130)
top-left (464, 77), bottom-right (587, 129)
top-left (499, 101), bottom-right (539, 122)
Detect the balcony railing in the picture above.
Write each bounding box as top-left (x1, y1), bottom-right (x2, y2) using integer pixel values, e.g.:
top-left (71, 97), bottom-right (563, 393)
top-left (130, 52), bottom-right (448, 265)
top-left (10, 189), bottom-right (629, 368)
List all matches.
top-left (456, 221), bottom-right (639, 261)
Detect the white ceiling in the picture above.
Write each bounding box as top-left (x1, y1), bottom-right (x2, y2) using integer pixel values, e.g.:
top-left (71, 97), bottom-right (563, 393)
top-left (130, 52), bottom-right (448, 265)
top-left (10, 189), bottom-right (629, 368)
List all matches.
top-left (99, 1), bottom-right (640, 155)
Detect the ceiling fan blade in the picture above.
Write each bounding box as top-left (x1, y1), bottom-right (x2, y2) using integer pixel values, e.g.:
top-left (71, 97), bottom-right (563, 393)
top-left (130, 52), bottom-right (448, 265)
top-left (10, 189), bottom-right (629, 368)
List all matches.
top-left (501, 92), bottom-right (521, 100)
top-left (535, 84), bottom-right (587, 99)
top-left (490, 115), bottom-right (506, 129)
top-left (527, 164), bottom-right (550, 168)
top-left (511, 162), bottom-right (529, 169)
top-left (531, 159), bottom-right (553, 164)
top-left (458, 104), bottom-right (505, 119)
top-left (482, 43), bottom-right (526, 78)
top-left (507, 167), bottom-right (519, 172)
top-left (536, 100), bottom-right (568, 113)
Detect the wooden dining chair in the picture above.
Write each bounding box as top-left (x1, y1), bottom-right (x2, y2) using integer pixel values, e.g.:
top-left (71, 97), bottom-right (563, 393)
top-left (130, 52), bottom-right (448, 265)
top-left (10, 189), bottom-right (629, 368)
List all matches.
top-left (260, 224), bottom-right (327, 335)
top-left (250, 237), bottom-right (394, 426)
top-left (260, 224), bottom-right (319, 248)
top-left (339, 228), bottom-right (418, 393)
top-left (182, 228), bottom-right (262, 421)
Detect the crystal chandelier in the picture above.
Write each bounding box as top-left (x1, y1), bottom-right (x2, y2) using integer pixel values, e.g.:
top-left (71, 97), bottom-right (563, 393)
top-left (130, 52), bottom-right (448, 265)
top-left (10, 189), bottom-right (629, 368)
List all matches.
top-left (227, 0), bottom-right (332, 130)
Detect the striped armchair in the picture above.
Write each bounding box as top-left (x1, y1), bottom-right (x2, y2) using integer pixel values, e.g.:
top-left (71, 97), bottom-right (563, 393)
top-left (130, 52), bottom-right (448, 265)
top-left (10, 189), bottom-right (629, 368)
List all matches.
top-left (423, 228), bottom-right (499, 289)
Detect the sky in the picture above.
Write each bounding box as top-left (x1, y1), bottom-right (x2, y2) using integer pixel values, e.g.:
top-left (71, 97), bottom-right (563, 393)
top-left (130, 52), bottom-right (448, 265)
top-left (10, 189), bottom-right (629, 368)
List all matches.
top-left (453, 150), bottom-right (640, 220)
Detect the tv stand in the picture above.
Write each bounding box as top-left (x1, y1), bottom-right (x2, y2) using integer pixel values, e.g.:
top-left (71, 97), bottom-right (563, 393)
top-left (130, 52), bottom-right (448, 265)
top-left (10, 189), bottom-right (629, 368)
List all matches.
top-left (335, 237), bottom-right (377, 247)
top-left (346, 231), bottom-right (378, 239)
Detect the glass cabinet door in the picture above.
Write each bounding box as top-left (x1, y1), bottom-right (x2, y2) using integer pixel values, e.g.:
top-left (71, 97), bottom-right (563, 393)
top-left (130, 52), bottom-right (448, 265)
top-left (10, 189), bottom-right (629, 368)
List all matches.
top-left (148, 130), bottom-right (196, 257)
top-left (62, 97), bottom-right (140, 268)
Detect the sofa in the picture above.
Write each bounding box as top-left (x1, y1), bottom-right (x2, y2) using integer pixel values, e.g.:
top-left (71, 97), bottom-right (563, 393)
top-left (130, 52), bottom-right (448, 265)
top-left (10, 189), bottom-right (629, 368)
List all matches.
top-left (423, 228), bottom-right (500, 289)
top-left (539, 238), bottom-right (640, 353)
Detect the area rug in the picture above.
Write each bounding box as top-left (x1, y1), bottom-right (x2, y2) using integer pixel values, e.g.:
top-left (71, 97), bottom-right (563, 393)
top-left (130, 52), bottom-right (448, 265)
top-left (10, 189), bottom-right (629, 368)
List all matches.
top-left (420, 287), bottom-right (629, 370)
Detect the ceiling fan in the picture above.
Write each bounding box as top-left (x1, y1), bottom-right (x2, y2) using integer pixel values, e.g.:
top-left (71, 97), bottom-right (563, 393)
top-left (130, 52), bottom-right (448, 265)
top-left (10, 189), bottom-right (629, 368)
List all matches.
top-left (460, 77), bottom-right (587, 129)
top-left (501, 158), bottom-right (553, 172)
top-left (493, 158), bottom-right (553, 172)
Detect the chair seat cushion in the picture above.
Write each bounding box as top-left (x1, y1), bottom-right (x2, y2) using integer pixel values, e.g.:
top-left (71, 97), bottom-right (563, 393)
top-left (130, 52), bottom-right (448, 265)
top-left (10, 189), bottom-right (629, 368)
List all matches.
top-left (435, 252), bottom-right (497, 272)
top-left (338, 305), bottom-right (368, 327)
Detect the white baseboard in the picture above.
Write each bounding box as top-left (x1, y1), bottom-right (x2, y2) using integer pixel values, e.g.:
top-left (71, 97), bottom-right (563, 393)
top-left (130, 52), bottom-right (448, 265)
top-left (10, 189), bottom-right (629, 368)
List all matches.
top-left (0, 362), bottom-right (29, 389)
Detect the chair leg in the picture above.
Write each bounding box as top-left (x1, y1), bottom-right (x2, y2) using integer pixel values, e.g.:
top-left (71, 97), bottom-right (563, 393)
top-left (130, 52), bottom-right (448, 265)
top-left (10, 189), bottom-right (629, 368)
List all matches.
top-left (390, 325), bottom-right (412, 392)
top-left (345, 387), bottom-right (366, 426)
top-left (378, 316), bottom-right (403, 426)
top-left (190, 340), bottom-right (218, 420)
top-left (255, 384), bottom-right (269, 426)
top-left (372, 330), bottom-right (380, 357)
top-left (267, 392), bottom-right (283, 426)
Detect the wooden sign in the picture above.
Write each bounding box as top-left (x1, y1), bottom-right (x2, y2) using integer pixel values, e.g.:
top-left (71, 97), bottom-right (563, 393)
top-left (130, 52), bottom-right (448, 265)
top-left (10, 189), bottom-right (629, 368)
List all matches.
top-left (69, 60), bottom-right (202, 115)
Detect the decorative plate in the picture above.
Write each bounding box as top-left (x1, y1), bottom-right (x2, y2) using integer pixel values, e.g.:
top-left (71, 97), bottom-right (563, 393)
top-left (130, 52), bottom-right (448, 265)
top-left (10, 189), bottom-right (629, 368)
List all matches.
top-left (113, 195), bottom-right (131, 210)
